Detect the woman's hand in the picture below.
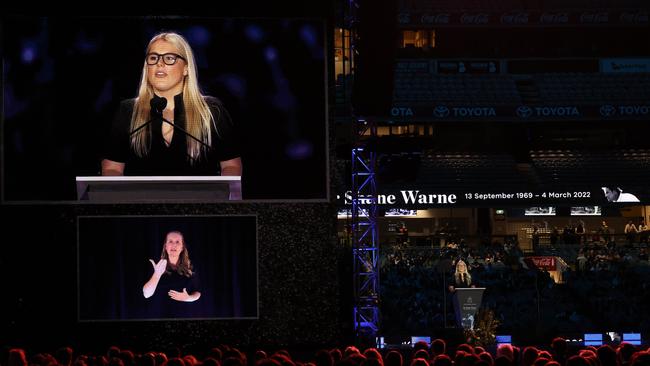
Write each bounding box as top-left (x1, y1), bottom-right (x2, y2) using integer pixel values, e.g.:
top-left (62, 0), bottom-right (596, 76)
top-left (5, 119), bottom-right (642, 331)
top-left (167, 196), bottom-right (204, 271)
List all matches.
top-left (168, 288), bottom-right (190, 301)
top-left (220, 157), bottom-right (242, 176)
top-left (149, 259), bottom-right (167, 276)
top-left (448, 285), bottom-right (455, 292)
top-left (101, 159), bottom-right (125, 176)
top-left (168, 288), bottom-right (200, 302)
top-left (143, 259), bottom-right (167, 298)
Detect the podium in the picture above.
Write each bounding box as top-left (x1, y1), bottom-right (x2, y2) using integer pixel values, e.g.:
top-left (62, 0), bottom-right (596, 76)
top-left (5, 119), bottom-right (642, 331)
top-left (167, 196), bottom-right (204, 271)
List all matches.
top-left (76, 176), bottom-right (241, 202)
top-left (452, 288), bottom-right (485, 330)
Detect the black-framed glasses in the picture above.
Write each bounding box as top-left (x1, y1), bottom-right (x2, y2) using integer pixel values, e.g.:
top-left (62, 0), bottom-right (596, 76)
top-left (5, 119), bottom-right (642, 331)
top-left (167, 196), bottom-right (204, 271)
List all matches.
top-left (145, 53), bottom-right (186, 65)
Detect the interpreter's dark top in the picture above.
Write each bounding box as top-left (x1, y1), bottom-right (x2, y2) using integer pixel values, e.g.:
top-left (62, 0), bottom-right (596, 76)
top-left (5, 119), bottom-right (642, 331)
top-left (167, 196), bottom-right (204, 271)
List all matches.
top-left (146, 268), bottom-right (201, 318)
top-left (104, 94), bottom-right (240, 175)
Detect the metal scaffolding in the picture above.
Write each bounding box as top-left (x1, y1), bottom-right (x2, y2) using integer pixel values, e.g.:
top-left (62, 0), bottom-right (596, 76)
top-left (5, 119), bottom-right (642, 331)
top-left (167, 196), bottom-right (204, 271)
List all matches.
top-left (351, 118), bottom-right (380, 338)
top-left (337, 0), bottom-right (381, 340)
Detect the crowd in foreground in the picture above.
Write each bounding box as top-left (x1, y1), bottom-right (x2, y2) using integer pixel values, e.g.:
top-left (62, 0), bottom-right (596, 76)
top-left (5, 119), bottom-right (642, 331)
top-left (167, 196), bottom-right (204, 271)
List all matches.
top-left (4, 338), bottom-right (650, 366)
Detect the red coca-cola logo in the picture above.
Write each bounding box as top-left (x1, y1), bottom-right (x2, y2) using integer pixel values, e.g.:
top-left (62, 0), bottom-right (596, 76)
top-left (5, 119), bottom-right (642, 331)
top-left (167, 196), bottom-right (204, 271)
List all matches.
top-left (531, 257), bottom-right (556, 268)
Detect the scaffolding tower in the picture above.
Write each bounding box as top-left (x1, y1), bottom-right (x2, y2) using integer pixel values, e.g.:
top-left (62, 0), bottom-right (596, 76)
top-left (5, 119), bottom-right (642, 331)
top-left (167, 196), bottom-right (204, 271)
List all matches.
top-left (351, 119), bottom-right (380, 339)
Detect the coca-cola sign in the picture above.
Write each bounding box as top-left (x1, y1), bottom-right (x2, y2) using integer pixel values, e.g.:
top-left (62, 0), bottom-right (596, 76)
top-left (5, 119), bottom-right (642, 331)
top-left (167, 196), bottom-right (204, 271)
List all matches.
top-left (620, 12), bottom-right (649, 24)
top-left (500, 12), bottom-right (530, 25)
top-left (420, 13), bottom-right (450, 24)
top-left (526, 256), bottom-right (557, 270)
top-left (397, 11), bottom-right (649, 27)
top-left (460, 13), bottom-right (489, 25)
top-left (580, 12), bottom-right (609, 24)
top-left (540, 12), bottom-right (569, 24)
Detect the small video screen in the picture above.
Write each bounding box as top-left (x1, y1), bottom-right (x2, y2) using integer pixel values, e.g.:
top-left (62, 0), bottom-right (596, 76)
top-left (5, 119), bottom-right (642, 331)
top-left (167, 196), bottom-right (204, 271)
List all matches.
top-left (524, 207), bottom-right (556, 216)
top-left (77, 215), bottom-right (258, 320)
top-left (385, 208), bottom-right (418, 217)
top-left (571, 206), bottom-right (602, 216)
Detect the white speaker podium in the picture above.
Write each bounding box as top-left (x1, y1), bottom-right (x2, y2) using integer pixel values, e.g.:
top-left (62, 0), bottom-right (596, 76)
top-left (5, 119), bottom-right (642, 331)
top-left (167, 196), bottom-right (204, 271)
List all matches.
top-left (76, 176), bottom-right (241, 202)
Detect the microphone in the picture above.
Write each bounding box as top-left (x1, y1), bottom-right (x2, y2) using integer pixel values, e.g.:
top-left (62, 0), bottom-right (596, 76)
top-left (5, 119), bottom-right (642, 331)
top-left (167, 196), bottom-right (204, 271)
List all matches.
top-left (130, 95), bottom-right (211, 152)
top-left (130, 96), bottom-right (168, 136)
top-left (150, 95), bottom-right (167, 116)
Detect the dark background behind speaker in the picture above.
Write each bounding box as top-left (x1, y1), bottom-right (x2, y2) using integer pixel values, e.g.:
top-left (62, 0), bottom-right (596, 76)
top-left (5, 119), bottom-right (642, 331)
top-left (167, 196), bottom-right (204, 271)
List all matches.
top-left (352, 0), bottom-right (398, 117)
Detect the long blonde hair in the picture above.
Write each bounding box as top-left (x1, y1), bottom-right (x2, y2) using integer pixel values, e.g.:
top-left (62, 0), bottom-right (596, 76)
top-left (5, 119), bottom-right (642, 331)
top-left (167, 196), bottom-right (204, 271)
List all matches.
top-left (160, 230), bottom-right (194, 277)
top-left (130, 32), bottom-right (217, 161)
top-left (454, 260), bottom-right (471, 284)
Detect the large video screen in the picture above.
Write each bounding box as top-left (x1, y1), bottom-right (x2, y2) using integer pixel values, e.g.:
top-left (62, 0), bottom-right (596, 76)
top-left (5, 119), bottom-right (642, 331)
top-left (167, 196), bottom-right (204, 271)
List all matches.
top-left (2, 16), bottom-right (327, 202)
top-left (77, 215), bottom-right (257, 320)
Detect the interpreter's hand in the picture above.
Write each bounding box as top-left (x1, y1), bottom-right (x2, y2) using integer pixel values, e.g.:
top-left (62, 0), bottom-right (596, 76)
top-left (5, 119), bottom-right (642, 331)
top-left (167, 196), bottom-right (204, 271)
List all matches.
top-left (169, 288), bottom-right (191, 302)
top-left (149, 258), bottom-right (167, 276)
top-left (448, 285), bottom-right (455, 292)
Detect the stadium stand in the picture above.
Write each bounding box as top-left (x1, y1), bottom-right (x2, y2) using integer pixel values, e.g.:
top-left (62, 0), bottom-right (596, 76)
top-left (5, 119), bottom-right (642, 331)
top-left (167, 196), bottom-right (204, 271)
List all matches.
top-left (378, 150), bottom-right (531, 192)
top-left (393, 70), bottom-right (650, 106)
top-left (530, 149), bottom-right (650, 189)
top-left (534, 73), bottom-right (650, 105)
top-left (394, 73), bottom-right (521, 105)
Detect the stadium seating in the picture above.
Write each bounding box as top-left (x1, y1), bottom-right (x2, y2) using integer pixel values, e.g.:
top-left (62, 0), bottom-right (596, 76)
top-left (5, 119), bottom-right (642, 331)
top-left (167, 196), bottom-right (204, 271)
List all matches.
top-left (375, 149), bottom-right (650, 193)
top-left (530, 149), bottom-right (650, 189)
top-left (393, 73), bottom-right (521, 106)
top-left (379, 150), bottom-right (530, 192)
top-left (393, 70), bottom-right (650, 106)
top-left (534, 73), bottom-right (650, 105)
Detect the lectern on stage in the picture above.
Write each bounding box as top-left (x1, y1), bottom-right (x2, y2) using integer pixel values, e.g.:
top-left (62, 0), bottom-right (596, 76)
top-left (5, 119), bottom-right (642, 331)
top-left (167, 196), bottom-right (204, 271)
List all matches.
top-left (76, 176), bottom-right (242, 202)
top-left (453, 287), bottom-right (485, 330)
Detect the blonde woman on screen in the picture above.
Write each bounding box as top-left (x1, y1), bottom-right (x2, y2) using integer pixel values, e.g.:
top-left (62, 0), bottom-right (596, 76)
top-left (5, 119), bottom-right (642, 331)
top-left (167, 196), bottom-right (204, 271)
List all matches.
top-left (102, 32), bottom-right (241, 176)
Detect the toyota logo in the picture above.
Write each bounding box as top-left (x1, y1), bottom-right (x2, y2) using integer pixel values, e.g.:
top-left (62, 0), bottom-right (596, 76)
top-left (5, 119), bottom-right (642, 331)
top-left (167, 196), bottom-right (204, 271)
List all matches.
top-left (433, 105), bottom-right (450, 118)
top-left (600, 104), bottom-right (616, 117)
top-left (516, 105), bottom-right (533, 118)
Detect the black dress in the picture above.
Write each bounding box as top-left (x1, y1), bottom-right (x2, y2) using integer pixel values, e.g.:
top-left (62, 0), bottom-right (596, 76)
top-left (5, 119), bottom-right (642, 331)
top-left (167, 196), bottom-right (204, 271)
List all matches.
top-left (104, 93), bottom-right (240, 175)
top-left (454, 273), bottom-right (472, 288)
top-left (146, 269), bottom-right (201, 318)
